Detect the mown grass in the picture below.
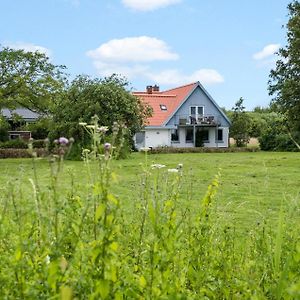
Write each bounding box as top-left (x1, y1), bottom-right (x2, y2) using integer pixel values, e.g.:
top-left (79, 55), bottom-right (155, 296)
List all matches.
top-left (0, 150), bottom-right (299, 298)
top-left (1, 151), bottom-right (299, 232)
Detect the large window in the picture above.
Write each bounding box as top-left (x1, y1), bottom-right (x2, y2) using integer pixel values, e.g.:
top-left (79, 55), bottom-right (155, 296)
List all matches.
top-left (190, 106), bottom-right (204, 124)
top-left (185, 128), bottom-right (193, 143)
top-left (190, 106), bottom-right (204, 116)
top-left (217, 129), bottom-right (223, 141)
top-left (171, 129), bottom-right (179, 142)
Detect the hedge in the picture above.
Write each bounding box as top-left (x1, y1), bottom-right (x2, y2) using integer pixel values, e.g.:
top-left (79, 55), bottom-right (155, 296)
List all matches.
top-left (145, 146), bottom-right (260, 154)
top-left (0, 149), bottom-right (47, 159)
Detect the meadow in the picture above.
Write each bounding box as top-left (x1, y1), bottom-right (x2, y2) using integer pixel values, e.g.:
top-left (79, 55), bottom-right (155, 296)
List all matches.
top-left (0, 150), bottom-right (299, 299)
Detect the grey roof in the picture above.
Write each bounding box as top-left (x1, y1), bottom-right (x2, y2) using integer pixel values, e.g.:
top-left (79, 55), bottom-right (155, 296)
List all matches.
top-left (1, 108), bottom-right (40, 121)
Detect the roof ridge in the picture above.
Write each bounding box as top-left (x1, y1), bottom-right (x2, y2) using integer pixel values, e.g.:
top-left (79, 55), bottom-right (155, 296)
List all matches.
top-left (161, 82), bottom-right (198, 93)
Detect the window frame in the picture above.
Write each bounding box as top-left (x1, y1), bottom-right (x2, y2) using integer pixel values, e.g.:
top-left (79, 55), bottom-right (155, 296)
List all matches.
top-left (217, 128), bottom-right (223, 141)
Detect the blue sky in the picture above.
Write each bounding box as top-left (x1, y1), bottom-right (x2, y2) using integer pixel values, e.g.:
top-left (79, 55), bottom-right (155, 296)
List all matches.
top-left (0, 0), bottom-right (291, 109)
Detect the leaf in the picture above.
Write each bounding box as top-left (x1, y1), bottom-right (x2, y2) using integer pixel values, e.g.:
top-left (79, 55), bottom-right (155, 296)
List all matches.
top-left (95, 203), bottom-right (106, 221)
top-left (60, 285), bottom-right (72, 300)
top-left (107, 193), bottom-right (118, 205)
top-left (109, 241), bottom-right (118, 252)
top-left (98, 280), bottom-right (110, 299)
top-left (139, 275), bottom-right (147, 289)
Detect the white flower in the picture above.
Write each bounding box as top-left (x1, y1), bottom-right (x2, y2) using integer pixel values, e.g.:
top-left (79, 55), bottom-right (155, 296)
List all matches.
top-left (98, 126), bottom-right (109, 133)
top-left (177, 163), bottom-right (183, 169)
top-left (151, 164), bottom-right (166, 169)
top-left (168, 168), bottom-right (179, 173)
top-left (86, 125), bottom-right (96, 129)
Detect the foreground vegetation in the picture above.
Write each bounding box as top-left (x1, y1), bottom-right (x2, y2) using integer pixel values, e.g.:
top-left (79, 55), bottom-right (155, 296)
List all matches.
top-left (0, 148), bottom-right (299, 299)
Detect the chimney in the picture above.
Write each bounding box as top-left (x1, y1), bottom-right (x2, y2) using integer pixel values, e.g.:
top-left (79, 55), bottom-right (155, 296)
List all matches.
top-left (146, 85), bottom-right (153, 94)
top-left (153, 85), bottom-right (160, 92)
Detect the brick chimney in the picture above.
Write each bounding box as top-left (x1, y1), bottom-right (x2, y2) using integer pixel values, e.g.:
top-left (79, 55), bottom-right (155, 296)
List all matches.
top-left (146, 85), bottom-right (153, 94)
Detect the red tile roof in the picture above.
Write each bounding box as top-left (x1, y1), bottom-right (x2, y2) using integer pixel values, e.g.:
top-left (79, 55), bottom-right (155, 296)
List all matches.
top-left (133, 82), bottom-right (197, 126)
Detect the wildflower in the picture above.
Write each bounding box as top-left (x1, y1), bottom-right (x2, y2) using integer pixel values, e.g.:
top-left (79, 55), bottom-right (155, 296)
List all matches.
top-left (59, 137), bottom-right (69, 145)
top-left (86, 125), bottom-right (96, 129)
top-left (54, 139), bottom-right (59, 145)
top-left (104, 143), bottom-right (111, 150)
top-left (140, 147), bottom-right (151, 152)
top-left (79, 122), bottom-right (87, 126)
top-left (177, 163), bottom-right (183, 169)
top-left (98, 126), bottom-right (109, 133)
top-left (168, 168), bottom-right (179, 173)
top-left (69, 137), bottom-right (75, 143)
top-left (151, 164), bottom-right (166, 169)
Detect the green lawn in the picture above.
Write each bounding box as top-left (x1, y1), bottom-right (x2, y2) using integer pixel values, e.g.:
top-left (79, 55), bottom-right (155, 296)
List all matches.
top-left (1, 151), bottom-right (299, 232)
top-left (1, 151), bottom-right (300, 298)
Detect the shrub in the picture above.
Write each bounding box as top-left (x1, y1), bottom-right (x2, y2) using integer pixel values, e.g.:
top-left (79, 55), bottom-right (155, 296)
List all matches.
top-left (26, 118), bottom-right (51, 139)
top-left (0, 139), bottom-right (28, 149)
top-left (0, 116), bottom-right (10, 142)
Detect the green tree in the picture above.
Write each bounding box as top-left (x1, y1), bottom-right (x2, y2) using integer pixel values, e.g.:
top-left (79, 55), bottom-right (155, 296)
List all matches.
top-left (230, 97), bottom-right (251, 147)
top-left (269, 1), bottom-right (300, 147)
top-left (0, 46), bottom-right (66, 113)
top-left (51, 74), bottom-right (152, 153)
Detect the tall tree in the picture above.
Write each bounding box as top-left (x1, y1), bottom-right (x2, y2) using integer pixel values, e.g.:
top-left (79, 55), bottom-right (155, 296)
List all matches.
top-left (230, 97), bottom-right (251, 147)
top-left (0, 47), bottom-right (66, 113)
top-left (51, 74), bottom-right (152, 143)
top-left (269, 1), bottom-right (300, 145)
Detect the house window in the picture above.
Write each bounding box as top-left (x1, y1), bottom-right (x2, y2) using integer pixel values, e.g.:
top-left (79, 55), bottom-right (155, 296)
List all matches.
top-left (171, 129), bottom-right (179, 142)
top-left (189, 106), bottom-right (204, 124)
top-left (160, 104), bottom-right (167, 111)
top-left (217, 129), bottom-right (223, 141)
top-left (185, 128), bottom-right (193, 143)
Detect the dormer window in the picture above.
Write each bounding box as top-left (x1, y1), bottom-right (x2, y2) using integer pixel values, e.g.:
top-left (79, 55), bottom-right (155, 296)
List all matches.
top-left (160, 104), bottom-right (167, 111)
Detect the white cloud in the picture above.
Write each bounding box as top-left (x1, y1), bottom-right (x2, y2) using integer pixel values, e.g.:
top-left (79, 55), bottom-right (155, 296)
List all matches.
top-left (87, 36), bottom-right (223, 87)
top-left (86, 36), bottom-right (179, 63)
top-left (253, 44), bottom-right (280, 60)
top-left (5, 42), bottom-right (52, 57)
top-left (146, 69), bottom-right (224, 86)
top-left (122, 0), bottom-right (182, 11)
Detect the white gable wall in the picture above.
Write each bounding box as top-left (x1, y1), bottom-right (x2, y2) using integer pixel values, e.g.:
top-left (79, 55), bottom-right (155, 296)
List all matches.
top-left (144, 129), bottom-right (170, 148)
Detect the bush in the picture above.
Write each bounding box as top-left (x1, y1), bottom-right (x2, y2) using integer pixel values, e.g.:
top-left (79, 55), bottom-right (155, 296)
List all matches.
top-left (0, 148), bottom-right (46, 158)
top-left (26, 118), bottom-right (51, 139)
top-left (0, 116), bottom-right (10, 142)
top-left (0, 139), bottom-right (28, 149)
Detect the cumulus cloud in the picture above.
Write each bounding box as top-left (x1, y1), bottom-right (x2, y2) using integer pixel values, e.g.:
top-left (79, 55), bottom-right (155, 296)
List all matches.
top-left (146, 69), bottom-right (224, 86)
top-left (5, 42), bottom-right (52, 57)
top-left (87, 36), bottom-right (224, 87)
top-left (122, 0), bottom-right (182, 11)
top-left (253, 44), bottom-right (280, 60)
top-left (86, 36), bottom-right (179, 63)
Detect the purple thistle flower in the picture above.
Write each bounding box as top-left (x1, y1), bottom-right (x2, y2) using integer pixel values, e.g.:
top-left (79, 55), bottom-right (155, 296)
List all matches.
top-left (104, 142), bottom-right (111, 150)
top-left (59, 137), bottom-right (69, 145)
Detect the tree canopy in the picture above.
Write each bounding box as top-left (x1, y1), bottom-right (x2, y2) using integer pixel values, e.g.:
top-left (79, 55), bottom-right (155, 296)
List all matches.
top-left (0, 46), bottom-right (66, 113)
top-left (269, 1), bottom-right (300, 140)
top-left (51, 74), bottom-right (152, 144)
top-left (229, 97), bottom-right (251, 147)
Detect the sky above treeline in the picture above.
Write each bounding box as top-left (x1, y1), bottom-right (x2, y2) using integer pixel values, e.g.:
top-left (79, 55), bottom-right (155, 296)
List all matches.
top-left (0, 0), bottom-right (291, 109)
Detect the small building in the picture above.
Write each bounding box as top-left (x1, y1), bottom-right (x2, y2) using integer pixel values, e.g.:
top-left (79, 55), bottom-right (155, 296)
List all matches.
top-left (133, 82), bottom-right (231, 150)
top-left (1, 108), bottom-right (40, 140)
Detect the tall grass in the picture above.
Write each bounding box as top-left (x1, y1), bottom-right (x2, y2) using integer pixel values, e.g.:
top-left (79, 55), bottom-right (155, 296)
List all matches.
top-left (0, 120), bottom-right (299, 299)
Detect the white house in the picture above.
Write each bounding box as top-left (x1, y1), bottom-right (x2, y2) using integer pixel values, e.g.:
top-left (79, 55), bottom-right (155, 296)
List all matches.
top-left (133, 82), bottom-right (231, 149)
